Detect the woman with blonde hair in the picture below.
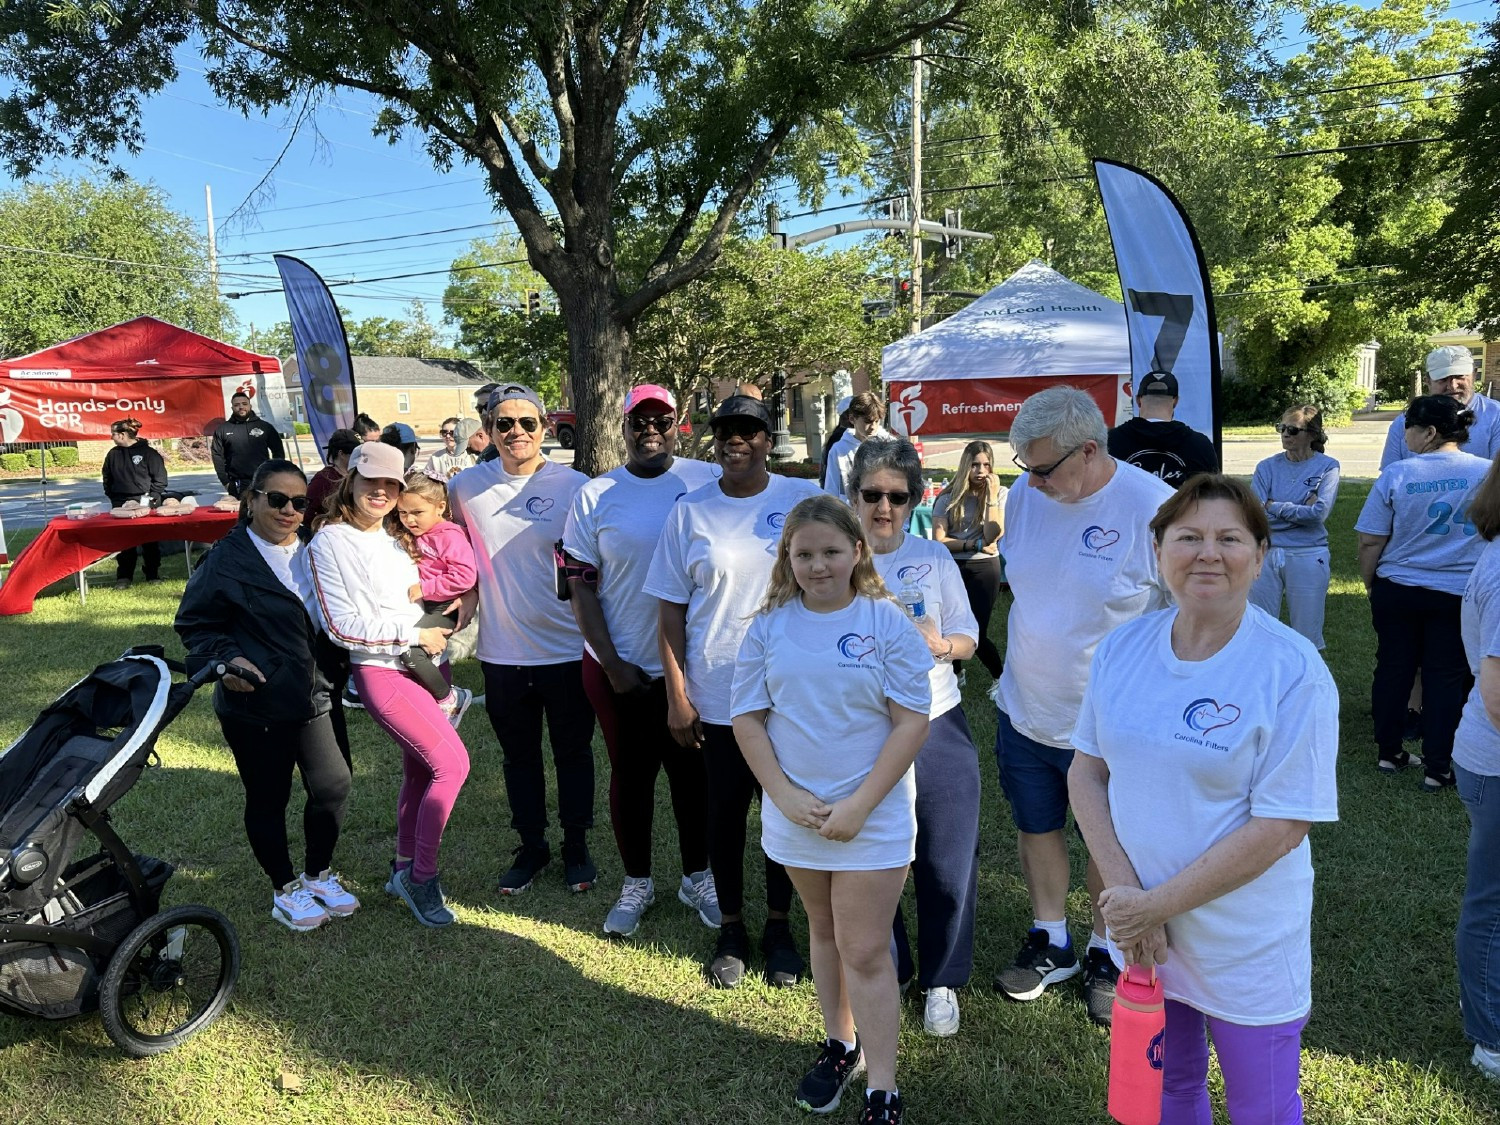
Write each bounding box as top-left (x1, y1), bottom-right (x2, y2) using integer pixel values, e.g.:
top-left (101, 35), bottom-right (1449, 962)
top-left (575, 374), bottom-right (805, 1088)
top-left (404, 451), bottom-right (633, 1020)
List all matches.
top-left (732, 494), bottom-right (931, 1124)
top-left (931, 439), bottom-right (1004, 679)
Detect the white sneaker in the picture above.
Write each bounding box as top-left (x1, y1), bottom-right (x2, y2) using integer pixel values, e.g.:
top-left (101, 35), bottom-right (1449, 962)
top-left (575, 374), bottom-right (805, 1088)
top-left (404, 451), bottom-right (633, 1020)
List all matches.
top-left (440, 685), bottom-right (474, 731)
top-left (300, 869), bottom-right (361, 916)
top-left (1474, 1043), bottom-right (1500, 1081)
top-left (272, 877), bottom-right (330, 931)
top-left (603, 876), bottom-right (655, 938)
top-left (678, 868), bottom-right (722, 928)
top-left (923, 986), bottom-right (960, 1036)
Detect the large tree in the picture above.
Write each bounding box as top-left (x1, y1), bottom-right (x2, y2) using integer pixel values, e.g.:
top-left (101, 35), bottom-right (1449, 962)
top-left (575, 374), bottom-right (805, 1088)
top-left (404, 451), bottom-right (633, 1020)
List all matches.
top-left (0, 175), bottom-right (231, 356)
top-left (0, 0), bottom-right (963, 472)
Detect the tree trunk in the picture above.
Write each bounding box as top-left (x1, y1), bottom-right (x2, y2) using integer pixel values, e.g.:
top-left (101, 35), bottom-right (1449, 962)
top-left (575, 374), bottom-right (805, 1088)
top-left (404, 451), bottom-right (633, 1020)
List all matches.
top-left (560, 273), bottom-right (630, 477)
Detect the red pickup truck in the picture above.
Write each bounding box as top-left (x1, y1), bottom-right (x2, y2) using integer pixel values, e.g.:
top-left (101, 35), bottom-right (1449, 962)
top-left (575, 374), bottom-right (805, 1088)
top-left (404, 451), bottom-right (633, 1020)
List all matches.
top-left (546, 409), bottom-right (691, 449)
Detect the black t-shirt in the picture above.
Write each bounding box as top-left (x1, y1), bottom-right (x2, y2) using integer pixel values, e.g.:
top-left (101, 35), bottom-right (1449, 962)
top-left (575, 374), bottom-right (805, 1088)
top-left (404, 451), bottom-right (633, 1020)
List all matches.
top-left (1106, 417), bottom-right (1217, 488)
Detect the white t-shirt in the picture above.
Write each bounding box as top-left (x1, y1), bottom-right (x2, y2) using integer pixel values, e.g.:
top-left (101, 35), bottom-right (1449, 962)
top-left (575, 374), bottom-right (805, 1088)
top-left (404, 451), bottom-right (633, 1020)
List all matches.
top-left (869, 533), bottom-right (977, 718)
top-left (993, 462), bottom-right (1174, 747)
top-left (448, 457), bottom-right (589, 665)
top-left (1354, 449), bottom-right (1492, 595)
top-left (1074, 605), bottom-right (1340, 1024)
top-left (1456, 538), bottom-right (1500, 777)
top-left (248, 530), bottom-right (309, 600)
top-left (1380, 393), bottom-right (1500, 468)
top-left (303, 521), bottom-right (423, 669)
top-left (644, 474), bottom-right (822, 724)
top-left (730, 594), bottom-right (932, 870)
top-left (562, 458), bottom-right (720, 679)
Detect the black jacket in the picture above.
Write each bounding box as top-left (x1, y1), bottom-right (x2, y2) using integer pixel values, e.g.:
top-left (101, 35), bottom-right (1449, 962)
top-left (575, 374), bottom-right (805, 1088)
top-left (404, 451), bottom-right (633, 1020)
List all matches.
top-left (1106, 417), bottom-right (1218, 488)
top-left (211, 412), bottom-right (286, 493)
top-left (174, 524), bottom-right (339, 725)
top-left (101, 440), bottom-right (167, 507)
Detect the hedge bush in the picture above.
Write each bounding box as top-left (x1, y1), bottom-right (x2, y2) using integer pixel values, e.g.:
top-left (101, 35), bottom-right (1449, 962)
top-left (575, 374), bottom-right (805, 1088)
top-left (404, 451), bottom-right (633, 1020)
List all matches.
top-left (51, 447), bottom-right (79, 467)
top-left (0, 453), bottom-right (26, 471)
top-left (294, 422), bottom-right (311, 435)
top-left (24, 449), bottom-right (50, 469)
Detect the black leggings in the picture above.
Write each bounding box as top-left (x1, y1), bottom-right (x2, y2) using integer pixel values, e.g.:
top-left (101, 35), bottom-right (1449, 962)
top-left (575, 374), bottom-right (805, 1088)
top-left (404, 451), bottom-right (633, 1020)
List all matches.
top-left (1370, 577), bottom-right (1471, 774)
top-left (221, 712), bottom-right (352, 889)
top-left (400, 606), bottom-right (460, 701)
top-left (957, 556), bottom-right (1003, 677)
top-left (701, 722), bottom-right (793, 918)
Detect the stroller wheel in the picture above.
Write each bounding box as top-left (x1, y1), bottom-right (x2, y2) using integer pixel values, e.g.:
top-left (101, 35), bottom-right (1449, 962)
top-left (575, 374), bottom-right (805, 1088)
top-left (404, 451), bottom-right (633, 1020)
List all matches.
top-left (99, 904), bottom-right (241, 1057)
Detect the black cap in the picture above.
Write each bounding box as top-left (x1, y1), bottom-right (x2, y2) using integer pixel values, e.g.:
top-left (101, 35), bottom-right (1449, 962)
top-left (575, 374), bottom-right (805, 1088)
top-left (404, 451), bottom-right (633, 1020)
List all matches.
top-left (711, 394), bottom-right (772, 431)
top-left (1137, 371), bottom-right (1179, 398)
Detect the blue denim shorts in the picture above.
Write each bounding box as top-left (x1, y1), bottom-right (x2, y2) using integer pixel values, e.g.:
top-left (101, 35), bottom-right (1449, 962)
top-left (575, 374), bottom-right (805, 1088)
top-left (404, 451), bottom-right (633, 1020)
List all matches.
top-left (994, 708), bottom-right (1075, 834)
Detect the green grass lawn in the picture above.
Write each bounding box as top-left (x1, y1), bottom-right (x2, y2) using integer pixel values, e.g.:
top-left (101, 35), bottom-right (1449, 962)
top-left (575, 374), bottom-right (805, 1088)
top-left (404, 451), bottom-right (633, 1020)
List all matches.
top-left (1, 484), bottom-right (1498, 1123)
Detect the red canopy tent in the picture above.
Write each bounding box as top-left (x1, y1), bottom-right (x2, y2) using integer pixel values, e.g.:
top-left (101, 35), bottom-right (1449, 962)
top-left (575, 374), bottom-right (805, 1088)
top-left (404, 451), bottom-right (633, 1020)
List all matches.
top-left (0, 316), bottom-right (291, 444)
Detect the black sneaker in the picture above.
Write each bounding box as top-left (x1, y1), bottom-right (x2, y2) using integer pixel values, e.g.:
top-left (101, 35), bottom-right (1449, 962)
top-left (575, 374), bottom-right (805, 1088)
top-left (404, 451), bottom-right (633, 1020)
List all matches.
top-left (1378, 748), bottom-right (1422, 774)
top-left (1403, 708), bottom-right (1423, 742)
top-left (1082, 947), bottom-right (1119, 1026)
top-left (994, 928), bottom-right (1081, 1000)
top-left (795, 1036), bottom-right (864, 1114)
top-left (762, 918), bottom-right (805, 988)
top-left (859, 1089), bottom-right (903, 1125)
top-left (709, 919), bottom-right (749, 988)
top-left (1423, 767), bottom-right (1456, 793)
top-left (562, 840), bottom-right (596, 893)
top-left (498, 841), bottom-right (551, 895)
top-left (341, 684), bottom-right (365, 710)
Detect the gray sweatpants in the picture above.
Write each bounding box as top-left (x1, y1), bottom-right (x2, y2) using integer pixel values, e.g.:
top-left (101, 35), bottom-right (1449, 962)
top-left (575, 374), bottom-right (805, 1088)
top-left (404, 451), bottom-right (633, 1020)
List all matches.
top-left (1250, 545), bottom-right (1331, 650)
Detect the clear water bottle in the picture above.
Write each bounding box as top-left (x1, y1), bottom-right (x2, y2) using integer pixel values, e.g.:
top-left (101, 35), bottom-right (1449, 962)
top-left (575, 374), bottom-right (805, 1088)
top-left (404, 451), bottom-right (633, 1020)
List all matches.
top-left (898, 579), bottom-right (927, 623)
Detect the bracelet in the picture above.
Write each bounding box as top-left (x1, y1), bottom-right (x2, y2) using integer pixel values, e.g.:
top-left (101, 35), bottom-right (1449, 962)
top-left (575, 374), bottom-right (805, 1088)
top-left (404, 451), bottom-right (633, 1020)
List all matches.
top-left (936, 640), bottom-right (953, 663)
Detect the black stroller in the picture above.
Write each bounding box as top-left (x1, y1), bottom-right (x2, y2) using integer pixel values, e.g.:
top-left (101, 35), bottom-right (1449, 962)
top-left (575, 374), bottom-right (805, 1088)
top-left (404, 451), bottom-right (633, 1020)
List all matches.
top-left (0, 647), bottom-right (240, 1056)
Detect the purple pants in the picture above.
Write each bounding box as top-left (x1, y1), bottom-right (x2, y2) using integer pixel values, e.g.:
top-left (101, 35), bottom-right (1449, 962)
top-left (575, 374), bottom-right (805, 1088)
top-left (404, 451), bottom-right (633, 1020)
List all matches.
top-left (1161, 999), bottom-right (1307, 1124)
top-left (352, 663), bottom-right (470, 883)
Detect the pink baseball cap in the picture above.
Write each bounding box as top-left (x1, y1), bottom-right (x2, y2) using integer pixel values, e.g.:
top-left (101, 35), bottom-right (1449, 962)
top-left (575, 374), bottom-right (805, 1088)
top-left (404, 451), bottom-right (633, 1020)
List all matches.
top-left (623, 384), bottom-right (676, 413)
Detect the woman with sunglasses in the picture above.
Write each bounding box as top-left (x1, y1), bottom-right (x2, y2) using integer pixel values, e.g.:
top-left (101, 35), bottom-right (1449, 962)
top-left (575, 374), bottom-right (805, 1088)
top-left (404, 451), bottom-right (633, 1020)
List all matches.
top-left (850, 437), bottom-right (982, 1038)
top-left (931, 440), bottom-right (1005, 681)
top-left (1357, 395), bottom-right (1492, 791)
top-left (1249, 406), bottom-right (1340, 650)
top-left (175, 459), bottom-right (358, 933)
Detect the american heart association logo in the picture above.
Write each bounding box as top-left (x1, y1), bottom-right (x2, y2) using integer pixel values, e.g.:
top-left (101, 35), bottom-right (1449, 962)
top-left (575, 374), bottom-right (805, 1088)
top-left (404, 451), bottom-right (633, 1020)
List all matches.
top-left (897, 563), bottom-right (932, 584)
top-left (838, 633), bottom-right (876, 661)
top-left (1082, 526), bottom-right (1120, 552)
top-left (1182, 697), bottom-right (1242, 735)
top-left (525, 496), bottom-right (555, 517)
top-left (892, 385), bottom-right (929, 436)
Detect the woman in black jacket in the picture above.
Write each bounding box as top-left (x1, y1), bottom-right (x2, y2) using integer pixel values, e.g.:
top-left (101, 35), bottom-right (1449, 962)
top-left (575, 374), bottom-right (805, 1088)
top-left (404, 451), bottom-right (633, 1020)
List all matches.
top-left (102, 417), bottom-right (167, 588)
top-left (174, 459), bottom-right (358, 933)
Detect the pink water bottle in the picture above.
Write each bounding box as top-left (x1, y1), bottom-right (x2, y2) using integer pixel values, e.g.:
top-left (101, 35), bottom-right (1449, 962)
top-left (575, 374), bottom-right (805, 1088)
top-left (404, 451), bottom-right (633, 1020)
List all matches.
top-left (1108, 964), bottom-right (1165, 1125)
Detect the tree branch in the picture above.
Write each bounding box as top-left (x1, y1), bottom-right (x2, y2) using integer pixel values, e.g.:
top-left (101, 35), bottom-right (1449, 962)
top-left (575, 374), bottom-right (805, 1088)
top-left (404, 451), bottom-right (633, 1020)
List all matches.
top-left (844, 0), bottom-right (970, 64)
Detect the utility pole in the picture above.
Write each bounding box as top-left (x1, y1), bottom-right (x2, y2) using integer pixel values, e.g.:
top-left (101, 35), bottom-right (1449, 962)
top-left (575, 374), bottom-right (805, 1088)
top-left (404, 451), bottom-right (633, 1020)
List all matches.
top-left (910, 39), bottom-right (923, 336)
top-left (204, 184), bottom-right (219, 299)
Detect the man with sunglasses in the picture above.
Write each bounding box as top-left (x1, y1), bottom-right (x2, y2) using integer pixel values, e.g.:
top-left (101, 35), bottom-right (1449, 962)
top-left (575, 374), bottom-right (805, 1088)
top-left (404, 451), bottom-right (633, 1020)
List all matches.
top-left (646, 393), bottom-right (821, 988)
top-left (1106, 370), bottom-right (1218, 488)
top-left (425, 417), bottom-right (483, 479)
top-left (449, 383), bottom-right (599, 896)
top-left (1380, 346), bottom-right (1500, 468)
top-left (992, 386), bottom-right (1173, 1025)
top-left (562, 384), bottom-right (723, 939)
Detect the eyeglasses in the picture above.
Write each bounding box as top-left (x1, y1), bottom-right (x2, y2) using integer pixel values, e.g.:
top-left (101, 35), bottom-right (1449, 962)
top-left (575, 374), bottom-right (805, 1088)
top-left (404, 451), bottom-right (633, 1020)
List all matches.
top-left (440, 428), bottom-right (457, 437)
top-left (711, 418), bottom-right (766, 441)
top-left (253, 489), bottom-right (310, 513)
top-left (859, 488), bottom-right (911, 507)
top-left (1012, 446), bottom-right (1081, 480)
top-left (492, 415), bottom-right (541, 434)
top-left (628, 414), bottom-right (677, 434)
top-left (1274, 423), bottom-right (1307, 437)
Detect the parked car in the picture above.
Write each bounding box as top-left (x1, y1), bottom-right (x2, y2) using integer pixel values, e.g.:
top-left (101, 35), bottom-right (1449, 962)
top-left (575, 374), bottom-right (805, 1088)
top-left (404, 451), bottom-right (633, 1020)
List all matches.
top-left (546, 409), bottom-right (691, 449)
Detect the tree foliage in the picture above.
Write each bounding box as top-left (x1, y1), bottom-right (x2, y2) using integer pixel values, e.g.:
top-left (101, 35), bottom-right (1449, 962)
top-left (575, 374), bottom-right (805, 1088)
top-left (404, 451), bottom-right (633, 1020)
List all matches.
top-left (244, 300), bottom-right (461, 362)
top-left (0, 175), bottom-right (231, 357)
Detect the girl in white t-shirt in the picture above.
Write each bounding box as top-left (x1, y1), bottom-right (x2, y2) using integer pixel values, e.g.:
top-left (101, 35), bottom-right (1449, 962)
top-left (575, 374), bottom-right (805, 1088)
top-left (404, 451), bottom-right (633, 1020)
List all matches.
top-left (731, 496), bottom-right (930, 1125)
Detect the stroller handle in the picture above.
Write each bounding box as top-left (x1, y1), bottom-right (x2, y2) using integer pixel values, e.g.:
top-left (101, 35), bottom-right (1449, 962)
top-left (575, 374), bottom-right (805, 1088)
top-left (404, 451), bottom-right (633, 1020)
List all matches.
top-left (122, 647), bottom-right (228, 689)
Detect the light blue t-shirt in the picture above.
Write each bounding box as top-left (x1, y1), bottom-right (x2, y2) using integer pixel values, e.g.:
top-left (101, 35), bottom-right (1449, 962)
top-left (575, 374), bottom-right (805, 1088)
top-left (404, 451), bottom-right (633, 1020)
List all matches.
top-left (1355, 449), bottom-right (1493, 595)
top-left (1251, 452), bottom-right (1340, 550)
top-left (1457, 538), bottom-right (1500, 777)
top-left (1380, 393), bottom-right (1500, 469)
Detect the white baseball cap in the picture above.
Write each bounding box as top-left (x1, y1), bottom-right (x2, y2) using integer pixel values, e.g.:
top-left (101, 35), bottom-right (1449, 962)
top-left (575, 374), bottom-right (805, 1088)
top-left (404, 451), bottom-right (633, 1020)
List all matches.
top-left (1427, 345), bottom-right (1474, 381)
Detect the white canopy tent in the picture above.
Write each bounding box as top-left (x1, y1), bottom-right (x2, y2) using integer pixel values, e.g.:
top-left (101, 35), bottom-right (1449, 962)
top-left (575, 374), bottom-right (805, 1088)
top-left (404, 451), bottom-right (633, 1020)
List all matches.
top-left (882, 260), bottom-right (1133, 436)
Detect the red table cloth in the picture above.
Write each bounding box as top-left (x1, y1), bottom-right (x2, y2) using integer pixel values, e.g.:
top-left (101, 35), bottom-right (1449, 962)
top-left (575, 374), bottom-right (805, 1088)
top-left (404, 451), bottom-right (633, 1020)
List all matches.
top-left (0, 508), bottom-right (238, 615)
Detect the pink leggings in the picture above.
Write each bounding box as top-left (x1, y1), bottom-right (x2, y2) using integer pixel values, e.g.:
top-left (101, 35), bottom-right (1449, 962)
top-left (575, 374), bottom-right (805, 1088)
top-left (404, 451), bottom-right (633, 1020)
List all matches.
top-left (1161, 999), bottom-right (1307, 1124)
top-left (352, 664), bottom-right (470, 883)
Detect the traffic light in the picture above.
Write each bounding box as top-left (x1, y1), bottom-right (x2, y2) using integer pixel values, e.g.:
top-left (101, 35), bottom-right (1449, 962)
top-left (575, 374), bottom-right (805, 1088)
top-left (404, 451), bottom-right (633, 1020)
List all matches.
top-left (894, 277), bottom-right (913, 303)
top-left (524, 289), bottom-right (541, 317)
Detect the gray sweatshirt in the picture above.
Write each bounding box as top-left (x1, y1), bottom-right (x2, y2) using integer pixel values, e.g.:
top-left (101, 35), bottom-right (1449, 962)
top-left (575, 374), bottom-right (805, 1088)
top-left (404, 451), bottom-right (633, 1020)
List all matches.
top-left (1251, 452), bottom-right (1340, 549)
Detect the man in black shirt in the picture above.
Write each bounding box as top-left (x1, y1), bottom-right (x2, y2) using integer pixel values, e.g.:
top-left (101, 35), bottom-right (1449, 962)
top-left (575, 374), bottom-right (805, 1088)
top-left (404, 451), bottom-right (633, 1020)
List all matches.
top-left (1105, 371), bottom-right (1217, 488)
top-left (211, 391), bottom-right (286, 496)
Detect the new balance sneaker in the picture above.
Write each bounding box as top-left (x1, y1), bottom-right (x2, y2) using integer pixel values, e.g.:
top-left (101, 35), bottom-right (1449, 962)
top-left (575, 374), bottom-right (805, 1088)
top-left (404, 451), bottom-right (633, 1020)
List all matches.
top-left (678, 868), bottom-right (721, 928)
top-left (603, 876), bottom-right (655, 938)
top-left (795, 1037), bottom-right (864, 1114)
top-left (1378, 748), bottom-right (1422, 774)
top-left (923, 986), bottom-right (959, 1037)
top-left (272, 877), bottom-right (330, 932)
top-left (498, 841), bottom-right (552, 895)
top-left (562, 840), bottom-right (596, 893)
top-left (1473, 1043), bottom-right (1500, 1082)
top-left (859, 1089), bottom-right (903, 1125)
top-left (341, 683), bottom-right (365, 710)
top-left (392, 868), bottom-right (455, 927)
top-left (300, 869), bottom-right (360, 917)
top-left (762, 917), bottom-right (805, 988)
top-left (1082, 947), bottom-right (1119, 1026)
top-left (439, 685), bottom-right (474, 731)
top-left (994, 928), bottom-right (1081, 1000)
top-left (708, 919), bottom-right (749, 988)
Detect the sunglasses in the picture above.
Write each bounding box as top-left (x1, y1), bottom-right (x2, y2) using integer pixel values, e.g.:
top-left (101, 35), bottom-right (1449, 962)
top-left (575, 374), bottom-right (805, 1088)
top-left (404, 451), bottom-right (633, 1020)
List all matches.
top-left (859, 488), bottom-right (911, 507)
top-left (492, 415), bottom-right (541, 434)
top-left (711, 418), bottom-right (766, 441)
top-left (1012, 445), bottom-right (1081, 480)
top-left (1274, 423), bottom-right (1308, 437)
top-left (628, 414), bottom-right (677, 435)
top-left (440, 428), bottom-right (457, 437)
top-left (253, 489), bottom-right (310, 513)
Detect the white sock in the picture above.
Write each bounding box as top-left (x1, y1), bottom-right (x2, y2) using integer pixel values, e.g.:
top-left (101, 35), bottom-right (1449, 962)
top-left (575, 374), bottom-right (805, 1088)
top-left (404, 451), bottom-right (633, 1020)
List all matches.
top-left (1034, 918), bottom-right (1069, 948)
top-left (1087, 931), bottom-right (1110, 954)
top-left (866, 1087), bottom-right (899, 1101)
top-left (834, 1037), bottom-right (857, 1055)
